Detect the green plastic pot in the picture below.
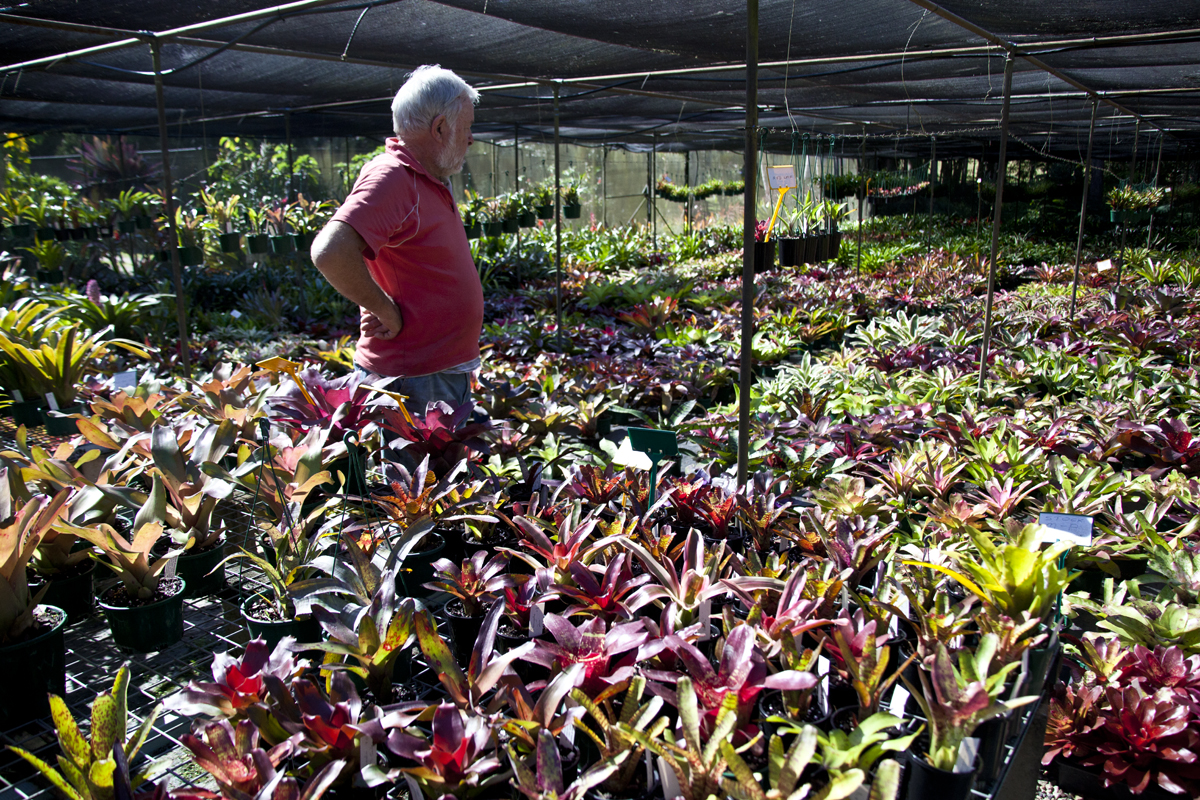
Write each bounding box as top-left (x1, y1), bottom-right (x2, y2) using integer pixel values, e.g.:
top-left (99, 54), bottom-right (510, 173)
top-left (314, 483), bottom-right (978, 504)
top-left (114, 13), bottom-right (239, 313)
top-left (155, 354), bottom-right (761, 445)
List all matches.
top-left (484, 220), bottom-right (503, 237)
top-left (41, 405), bottom-right (83, 436)
top-left (241, 596), bottom-right (321, 652)
top-left (218, 232), bottom-right (242, 253)
top-left (270, 234), bottom-right (295, 254)
top-left (99, 580), bottom-right (185, 652)
top-left (247, 234), bottom-right (271, 254)
top-left (465, 223), bottom-right (481, 239)
top-left (291, 232), bottom-right (314, 251)
top-left (0, 606), bottom-right (66, 728)
top-left (536, 204), bottom-right (553, 220)
top-left (518, 210), bottom-right (536, 227)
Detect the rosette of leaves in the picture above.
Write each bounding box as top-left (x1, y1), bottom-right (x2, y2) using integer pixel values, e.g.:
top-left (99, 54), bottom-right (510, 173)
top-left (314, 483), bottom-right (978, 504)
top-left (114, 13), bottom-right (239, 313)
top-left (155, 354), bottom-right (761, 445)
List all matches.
top-left (385, 703), bottom-right (508, 800)
top-left (1106, 184), bottom-right (1166, 211)
top-left (9, 664), bottom-right (161, 800)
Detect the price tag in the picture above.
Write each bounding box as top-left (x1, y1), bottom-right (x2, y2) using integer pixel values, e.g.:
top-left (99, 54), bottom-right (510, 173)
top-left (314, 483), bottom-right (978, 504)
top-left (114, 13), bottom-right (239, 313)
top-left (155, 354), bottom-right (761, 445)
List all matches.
top-left (1038, 512), bottom-right (1094, 546)
top-left (114, 370), bottom-right (138, 390)
top-left (529, 605), bottom-right (544, 637)
top-left (767, 165), bottom-right (797, 190)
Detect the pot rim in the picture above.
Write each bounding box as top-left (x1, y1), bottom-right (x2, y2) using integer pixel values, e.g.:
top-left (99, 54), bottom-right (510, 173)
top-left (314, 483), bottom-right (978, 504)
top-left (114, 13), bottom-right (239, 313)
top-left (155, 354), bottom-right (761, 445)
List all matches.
top-left (98, 578), bottom-right (186, 611)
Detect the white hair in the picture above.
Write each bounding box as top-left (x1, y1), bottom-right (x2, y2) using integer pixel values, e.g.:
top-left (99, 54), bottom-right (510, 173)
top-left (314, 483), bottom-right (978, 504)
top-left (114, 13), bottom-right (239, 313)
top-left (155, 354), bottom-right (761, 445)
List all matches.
top-left (391, 65), bottom-right (479, 136)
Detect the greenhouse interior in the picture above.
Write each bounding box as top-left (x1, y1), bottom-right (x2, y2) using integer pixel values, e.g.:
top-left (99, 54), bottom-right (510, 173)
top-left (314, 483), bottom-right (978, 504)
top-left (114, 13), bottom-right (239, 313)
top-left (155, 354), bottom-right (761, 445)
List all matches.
top-left (2, 2), bottom-right (1200, 800)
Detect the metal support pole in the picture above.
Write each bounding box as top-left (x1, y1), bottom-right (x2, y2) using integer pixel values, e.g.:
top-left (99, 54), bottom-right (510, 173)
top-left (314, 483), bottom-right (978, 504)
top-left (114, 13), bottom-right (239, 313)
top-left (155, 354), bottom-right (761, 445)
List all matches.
top-left (856, 131), bottom-right (865, 276)
top-left (284, 111), bottom-right (294, 202)
top-left (601, 144), bottom-right (608, 227)
top-left (928, 136), bottom-right (936, 218)
top-left (736, 0), bottom-right (758, 488)
top-left (514, 123), bottom-right (521, 287)
top-left (646, 150), bottom-right (653, 229)
top-left (1069, 99), bottom-right (1098, 320)
top-left (977, 54), bottom-right (1014, 395)
top-left (151, 40), bottom-right (189, 374)
top-left (652, 132), bottom-right (658, 251)
top-left (1116, 122), bottom-right (1140, 288)
top-left (553, 84), bottom-right (563, 351)
top-left (1147, 135), bottom-right (1165, 246)
top-left (686, 149), bottom-right (696, 231)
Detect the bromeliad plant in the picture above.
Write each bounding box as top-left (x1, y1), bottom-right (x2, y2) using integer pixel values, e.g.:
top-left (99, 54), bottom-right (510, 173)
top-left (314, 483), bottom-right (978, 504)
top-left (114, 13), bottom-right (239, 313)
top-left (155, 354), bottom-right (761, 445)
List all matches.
top-left (1, 486), bottom-right (69, 642)
top-left (9, 664), bottom-right (161, 800)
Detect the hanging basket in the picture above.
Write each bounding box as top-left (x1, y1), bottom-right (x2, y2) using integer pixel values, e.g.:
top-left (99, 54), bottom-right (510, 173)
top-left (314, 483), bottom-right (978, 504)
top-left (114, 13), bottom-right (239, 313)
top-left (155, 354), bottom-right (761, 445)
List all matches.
top-left (218, 232), bottom-right (243, 253)
top-left (464, 223), bottom-right (481, 239)
top-left (753, 240), bottom-right (775, 273)
top-left (563, 203), bottom-right (582, 219)
top-left (536, 204), bottom-right (553, 220)
top-left (247, 234), bottom-right (271, 254)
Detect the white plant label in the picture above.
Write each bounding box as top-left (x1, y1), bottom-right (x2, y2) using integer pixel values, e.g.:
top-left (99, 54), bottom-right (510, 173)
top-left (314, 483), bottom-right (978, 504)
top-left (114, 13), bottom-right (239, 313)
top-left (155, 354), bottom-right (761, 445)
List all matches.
top-left (1095, 258), bottom-right (1113, 272)
top-left (1038, 512), bottom-right (1094, 546)
top-left (767, 165), bottom-right (797, 189)
top-left (230, 309), bottom-right (243, 319)
top-left (12, 390), bottom-right (22, 403)
top-left (888, 684), bottom-right (910, 718)
top-left (529, 605), bottom-right (544, 637)
top-left (891, 593), bottom-right (910, 635)
top-left (956, 737), bottom-right (980, 773)
top-left (697, 599), bottom-right (712, 641)
top-left (817, 655), bottom-right (830, 715)
top-left (114, 370), bottom-right (138, 390)
top-left (45, 392), bottom-right (59, 411)
top-left (658, 756), bottom-right (680, 800)
top-left (646, 749), bottom-right (655, 791)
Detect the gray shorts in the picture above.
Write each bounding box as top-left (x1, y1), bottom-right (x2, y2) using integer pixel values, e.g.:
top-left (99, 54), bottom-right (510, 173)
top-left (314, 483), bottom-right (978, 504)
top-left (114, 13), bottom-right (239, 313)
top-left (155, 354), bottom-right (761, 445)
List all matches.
top-left (356, 366), bottom-right (471, 416)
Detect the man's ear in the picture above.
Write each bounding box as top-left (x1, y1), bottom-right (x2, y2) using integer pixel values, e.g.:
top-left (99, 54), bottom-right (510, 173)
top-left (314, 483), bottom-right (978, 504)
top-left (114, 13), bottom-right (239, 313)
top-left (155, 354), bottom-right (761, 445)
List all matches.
top-left (430, 113), bottom-right (449, 143)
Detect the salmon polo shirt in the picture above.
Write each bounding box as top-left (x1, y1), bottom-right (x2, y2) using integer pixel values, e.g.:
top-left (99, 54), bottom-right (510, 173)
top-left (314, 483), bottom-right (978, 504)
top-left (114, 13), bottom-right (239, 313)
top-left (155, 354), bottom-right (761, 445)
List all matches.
top-left (331, 139), bottom-right (484, 378)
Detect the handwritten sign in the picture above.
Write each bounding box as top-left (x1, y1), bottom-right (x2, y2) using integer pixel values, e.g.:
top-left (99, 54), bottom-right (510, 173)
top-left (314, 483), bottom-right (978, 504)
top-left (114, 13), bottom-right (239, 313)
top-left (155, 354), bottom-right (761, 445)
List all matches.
top-left (1038, 512), bottom-right (1094, 546)
top-left (767, 165), bottom-right (797, 190)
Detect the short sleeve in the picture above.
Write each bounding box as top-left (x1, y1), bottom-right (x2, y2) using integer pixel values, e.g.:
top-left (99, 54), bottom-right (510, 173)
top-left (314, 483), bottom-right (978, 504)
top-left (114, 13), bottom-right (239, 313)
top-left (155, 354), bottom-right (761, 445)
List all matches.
top-left (331, 157), bottom-right (417, 259)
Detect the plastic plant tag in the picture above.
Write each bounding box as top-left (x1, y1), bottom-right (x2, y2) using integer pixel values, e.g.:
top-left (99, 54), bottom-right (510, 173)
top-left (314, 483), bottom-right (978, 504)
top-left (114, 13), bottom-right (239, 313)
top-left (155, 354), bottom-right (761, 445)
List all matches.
top-left (817, 655), bottom-right (830, 714)
top-left (847, 786), bottom-right (869, 800)
top-left (955, 737), bottom-right (980, 773)
top-left (891, 593), bottom-right (910, 635)
top-left (658, 756), bottom-right (680, 800)
top-left (767, 165), bottom-right (798, 189)
top-left (1096, 258), bottom-right (1113, 272)
top-left (646, 746), bottom-right (655, 790)
top-left (530, 605), bottom-right (544, 637)
top-left (697, 599), bottom-right (712, 641)
top-left (163, 555), bottom-right (178, 582)
top-left (230, 309), bottom-right (243, 319)
top-left (45, 392), bottom-right (59, 411)
top-left (888, 684), bottom-right (910, 718)
top-left (627, 427), bottom-right (678, 457)
top-left (1037, 512), bottom-right (1094, 547)
top-left (113, 370), bottom-right (138, 391)
top-left (12, 390), bottom-right (22, 403)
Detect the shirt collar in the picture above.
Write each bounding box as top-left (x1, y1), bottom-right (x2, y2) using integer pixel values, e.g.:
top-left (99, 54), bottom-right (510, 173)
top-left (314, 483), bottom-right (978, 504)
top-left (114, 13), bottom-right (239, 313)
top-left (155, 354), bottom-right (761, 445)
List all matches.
top-left (387, 138), bottom-right (447, 187)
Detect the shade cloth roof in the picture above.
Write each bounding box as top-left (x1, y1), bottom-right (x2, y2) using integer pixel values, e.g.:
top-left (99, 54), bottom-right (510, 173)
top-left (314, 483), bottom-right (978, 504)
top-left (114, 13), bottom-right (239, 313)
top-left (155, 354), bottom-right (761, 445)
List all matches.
top-left (2, 0), bottom-right (1199, 159)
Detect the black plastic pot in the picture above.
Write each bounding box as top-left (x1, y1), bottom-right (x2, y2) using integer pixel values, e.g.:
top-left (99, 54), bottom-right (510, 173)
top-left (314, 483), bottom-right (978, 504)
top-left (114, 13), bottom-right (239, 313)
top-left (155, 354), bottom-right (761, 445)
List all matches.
top-left (135, 214), bottom-right (154, 230)
top-left (37, 561), bottom-right (95, 621)
top-left (269, 235), bottom-right (295, 254)
top-left (501, 218), bottom-right (519, 233)
top-left (117, 220), bottom-right (137, 234)
top-left (241, 596), bottom-right (322, 652)
top-left (829, 231), bottom-right (843, 260)
top-left (518, 210), bottom-right (536, 227)
top-left (536, 204), bottom-right (553, 220)
top-left (904, 751), bottom-right (977, 800)
top-left (441, 601), bottom-right (485, 665)
top-left (753, 240), bottom-right (775, 273)
top-left (179, 245), bottom-right (204, 267)
top-left (974, 712), bottom-right (1012, 785)
top-left (778, 237), bottom-right (801, 267)
top-left (291, 232), bottom-right (314, 250)
top-left (484, 220), bottom-right (503, 236)
top-left (176, 541), bottom-right (227, 597)
top-left (1053, 758), bottom-right (1178, 800)
top-left (8, 399), bottom-right (45, 428)
top-left (99, 579), bottom-right (186, 652)
top-left (1022, 627), bottom-right (1058, 697)
top-left (247, 234), bottom-right (271, 254)
top-left (0, 606), bottom-right (66, 728)
top-left (41, 405), bottom-right (83, 436)
top-left (464, 223), bottom-right (481, 239)
top-left (399, 532), bottom-right (446, 597)
top-left (219, 232), bottom-right (242, 253)
top-left (803, 235), bottom-right (820, 264)
top-left (563, 203), bottom-right (582, 219)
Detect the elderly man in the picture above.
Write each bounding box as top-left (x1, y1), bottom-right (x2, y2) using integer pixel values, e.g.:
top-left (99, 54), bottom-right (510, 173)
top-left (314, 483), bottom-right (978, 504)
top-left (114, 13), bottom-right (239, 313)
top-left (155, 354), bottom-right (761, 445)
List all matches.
top-left (311, 65), bottom-right (482, 412)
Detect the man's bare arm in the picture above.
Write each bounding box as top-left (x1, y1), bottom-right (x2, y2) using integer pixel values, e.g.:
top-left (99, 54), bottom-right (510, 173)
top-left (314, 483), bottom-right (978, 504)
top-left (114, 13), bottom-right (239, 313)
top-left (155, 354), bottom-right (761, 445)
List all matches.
top-left (310, 220), bottom-right (403, 339)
